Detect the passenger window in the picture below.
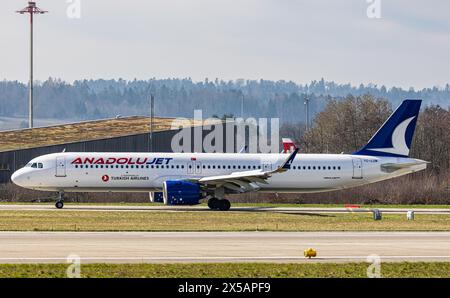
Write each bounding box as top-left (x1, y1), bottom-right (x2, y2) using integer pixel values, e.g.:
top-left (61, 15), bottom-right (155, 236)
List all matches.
top-left (338, 166), bottom-right (341, 170)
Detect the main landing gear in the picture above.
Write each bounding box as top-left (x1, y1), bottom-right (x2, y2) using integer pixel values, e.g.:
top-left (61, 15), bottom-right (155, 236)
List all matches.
top-left (55, 192), bottom-right (65, 209)
top-left (207, 197), bottom-right (231, 211)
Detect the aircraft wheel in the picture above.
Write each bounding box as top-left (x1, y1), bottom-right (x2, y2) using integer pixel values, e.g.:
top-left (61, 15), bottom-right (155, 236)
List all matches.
top-left (55, 201), bottom-right (64, 209)
top-left (218, 199), bottom-right (231, 211)
top-left (208, 197), bottom-right (219, 210)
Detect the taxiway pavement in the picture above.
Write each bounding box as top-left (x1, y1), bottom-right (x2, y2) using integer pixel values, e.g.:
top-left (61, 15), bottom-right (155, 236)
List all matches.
top-left (0, 231), bottom-right (449, 264)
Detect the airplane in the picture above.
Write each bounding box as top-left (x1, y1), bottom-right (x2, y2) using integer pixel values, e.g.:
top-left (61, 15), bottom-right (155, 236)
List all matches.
top-left (11, 99), bottom-right (427, 211)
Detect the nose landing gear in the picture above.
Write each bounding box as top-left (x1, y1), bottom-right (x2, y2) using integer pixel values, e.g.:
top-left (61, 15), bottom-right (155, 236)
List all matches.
top-left (55, 201), bottom-right (64, 209)
top-left (55, 192), bottom-right (65, 209)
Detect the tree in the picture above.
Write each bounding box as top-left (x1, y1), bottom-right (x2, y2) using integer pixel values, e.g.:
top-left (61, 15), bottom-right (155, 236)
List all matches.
top-left (412, 105), bottom-right (450, 175)
top-left (300, 94), bottom-right (392, 154)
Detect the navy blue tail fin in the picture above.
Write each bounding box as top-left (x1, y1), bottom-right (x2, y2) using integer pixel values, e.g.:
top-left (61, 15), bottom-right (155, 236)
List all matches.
top-left (353, 99), bottom-right (422, 157)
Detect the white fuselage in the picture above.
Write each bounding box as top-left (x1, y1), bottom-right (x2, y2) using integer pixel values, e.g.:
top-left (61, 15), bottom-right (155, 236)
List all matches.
top-left (11, 152), bottom-right (427, 193)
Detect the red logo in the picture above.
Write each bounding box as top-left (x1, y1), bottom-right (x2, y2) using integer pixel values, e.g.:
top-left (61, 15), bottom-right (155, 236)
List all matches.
top-left (102, 175), bottom-right (109, 182)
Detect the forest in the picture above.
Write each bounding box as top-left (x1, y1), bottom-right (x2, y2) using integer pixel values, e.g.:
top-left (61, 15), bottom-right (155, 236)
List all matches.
top-left (1, 78), bottom-right (450, 128)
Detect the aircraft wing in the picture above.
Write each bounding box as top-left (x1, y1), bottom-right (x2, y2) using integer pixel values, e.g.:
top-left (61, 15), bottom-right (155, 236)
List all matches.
top-left (189, 148), bottom-right (298, 193)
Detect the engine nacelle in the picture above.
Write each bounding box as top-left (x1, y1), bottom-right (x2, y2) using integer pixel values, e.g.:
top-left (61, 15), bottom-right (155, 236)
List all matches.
top-left (149, 191), bottom-right (164, 203)
top-left (163, 180), bottom-right (202, 205)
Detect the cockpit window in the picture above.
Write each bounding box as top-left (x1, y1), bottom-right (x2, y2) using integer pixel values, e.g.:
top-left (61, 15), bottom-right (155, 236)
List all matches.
top-left (29, 162), bottom-right (43, 168)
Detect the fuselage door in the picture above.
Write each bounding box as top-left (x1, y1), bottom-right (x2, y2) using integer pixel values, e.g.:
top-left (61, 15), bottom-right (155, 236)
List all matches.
top-left (352, 158), bottom-right (363, 179)
top-left (55, 157), bottom-right (67, 177)
top-left (187, 161), bottom-right (202, 175)
top-left (187, 162), bottom-right (194, 174)
top-left (195, 162), bottom-right (202, 174)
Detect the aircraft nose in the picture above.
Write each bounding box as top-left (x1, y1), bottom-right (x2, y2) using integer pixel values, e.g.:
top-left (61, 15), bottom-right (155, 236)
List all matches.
top-left (11, 170), bottom-right (25, 187)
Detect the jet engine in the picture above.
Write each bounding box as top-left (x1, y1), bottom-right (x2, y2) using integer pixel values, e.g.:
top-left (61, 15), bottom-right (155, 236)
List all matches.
top-left (162, 180), bottom-right (202, 205)
top-left (149, 191), bottom-right (164, 203)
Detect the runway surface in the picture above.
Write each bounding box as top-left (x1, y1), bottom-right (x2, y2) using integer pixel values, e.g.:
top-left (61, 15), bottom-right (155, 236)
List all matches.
top-left (0, 204), bottom-right (449, 214)
top-left (0, 231), bottom-right (449, 264)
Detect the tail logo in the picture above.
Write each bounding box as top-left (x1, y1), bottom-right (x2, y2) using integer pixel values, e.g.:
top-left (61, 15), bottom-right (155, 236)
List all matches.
top-left (367, 116), bottom-right (415, 156)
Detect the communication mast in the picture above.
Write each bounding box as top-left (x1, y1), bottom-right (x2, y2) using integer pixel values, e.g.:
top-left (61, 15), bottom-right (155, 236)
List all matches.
top-left (304, 94), bottom-right (310, 131)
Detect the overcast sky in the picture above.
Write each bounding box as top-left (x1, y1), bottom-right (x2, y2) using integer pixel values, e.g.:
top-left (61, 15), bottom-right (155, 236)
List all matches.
top-left (1, 0), bottom-right (449, 89)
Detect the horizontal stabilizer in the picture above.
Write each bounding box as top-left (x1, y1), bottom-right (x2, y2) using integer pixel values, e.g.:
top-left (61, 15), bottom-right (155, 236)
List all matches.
top-left (381, 160), bottom-right (428, 173)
